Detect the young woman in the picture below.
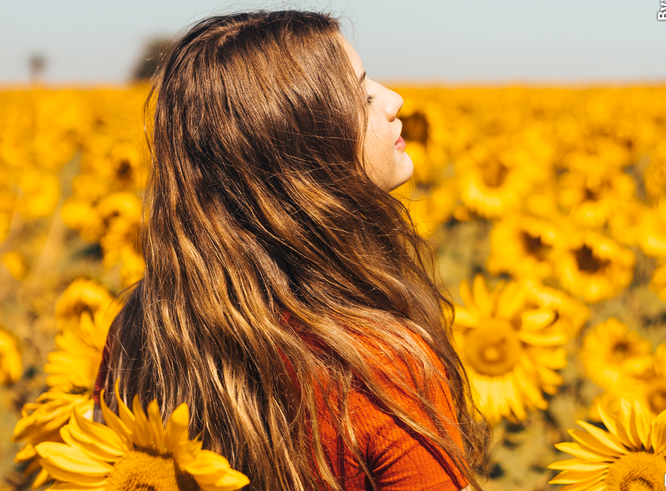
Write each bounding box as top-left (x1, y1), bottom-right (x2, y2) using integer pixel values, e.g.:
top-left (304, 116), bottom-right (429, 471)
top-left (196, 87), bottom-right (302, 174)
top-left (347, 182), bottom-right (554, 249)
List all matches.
top-left (94, 10), bottom-right (491, 491)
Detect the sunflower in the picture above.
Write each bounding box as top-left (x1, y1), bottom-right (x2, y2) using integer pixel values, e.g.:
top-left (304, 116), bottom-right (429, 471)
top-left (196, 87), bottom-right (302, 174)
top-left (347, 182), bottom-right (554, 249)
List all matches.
top-left (45, 310), bottom-right (108, 390)
top-left (579, 318), bottom-right (653, 391)
top-left (17, 167), bottom-right (61, 220)
top-left (589, 344), bottom-right (666, 422)
top-left (486, 214), bottom-right (561, 279)
top-left (608, 199), bottom-right (648, 247)
top-left (564, 136), bottom-right (634, 171)
top-left (35, 381), bottom-right (250, 491)
top-left (0, 324), bottom-right (22, 384)
top-left (557, 167), bottom-right (635, 229)
top-left (13, 279), bottom-right (121, 486)
top-left (553, 229), bottom-right (635, 304)
top-left (456, 137), bottom-right (550, 219)
top-left (453, 274), bottom-right (569, 425)
top-left (60, 197), bottom-right (105, 243)
top-left (645, 141), bottom-right (666, 203)
top-left (53, 278), bottom-right (121, 334)
top-left (522, 279), bottom-right (590, 340)
top-left (100, 204), bottom-right (144, 285)
top-left (2, 249), bottom-right (28, 281)
top-left (13, 391), bottom-right (94, 489)
top-left (393, 180), bottom-right (457, 238)
top-left (638, 200), bottom-right (666, 258)
top-left (548, 398), bottom-right (666, 491)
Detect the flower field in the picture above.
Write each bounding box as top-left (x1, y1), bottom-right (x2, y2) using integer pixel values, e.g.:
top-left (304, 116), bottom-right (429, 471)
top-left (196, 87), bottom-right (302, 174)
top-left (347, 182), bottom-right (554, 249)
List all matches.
top-left (0, 84), bottom-right (665, 490)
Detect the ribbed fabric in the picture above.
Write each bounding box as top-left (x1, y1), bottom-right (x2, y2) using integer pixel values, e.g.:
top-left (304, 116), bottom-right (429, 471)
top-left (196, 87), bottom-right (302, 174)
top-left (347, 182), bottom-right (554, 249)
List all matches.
top-left (93, 312), bottom-right (469, 491)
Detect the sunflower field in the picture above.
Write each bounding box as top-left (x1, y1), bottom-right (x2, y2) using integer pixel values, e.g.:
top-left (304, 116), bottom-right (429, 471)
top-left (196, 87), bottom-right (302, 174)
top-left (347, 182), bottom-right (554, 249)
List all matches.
top-left (0, 84), bottom-right (665, 490)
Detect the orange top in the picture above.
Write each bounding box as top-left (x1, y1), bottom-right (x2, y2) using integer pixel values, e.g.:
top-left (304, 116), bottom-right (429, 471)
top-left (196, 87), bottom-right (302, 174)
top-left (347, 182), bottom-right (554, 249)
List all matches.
top-left (93, 312), bottom-right (469, 491)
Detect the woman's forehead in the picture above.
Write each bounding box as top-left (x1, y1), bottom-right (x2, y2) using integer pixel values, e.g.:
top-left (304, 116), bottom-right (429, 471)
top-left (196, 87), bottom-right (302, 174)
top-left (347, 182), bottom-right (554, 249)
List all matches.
top-left (337, 34), bottom-right (364, 79)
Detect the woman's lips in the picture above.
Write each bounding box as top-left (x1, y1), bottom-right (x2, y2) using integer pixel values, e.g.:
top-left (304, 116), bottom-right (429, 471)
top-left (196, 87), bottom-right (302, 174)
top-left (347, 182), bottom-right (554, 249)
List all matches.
top-left (394, 135), bottom-right (406, 150)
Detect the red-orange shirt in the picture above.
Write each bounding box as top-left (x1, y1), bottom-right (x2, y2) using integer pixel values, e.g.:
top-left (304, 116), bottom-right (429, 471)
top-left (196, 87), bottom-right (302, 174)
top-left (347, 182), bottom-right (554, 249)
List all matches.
top-left (93, 313), bottom-right (469, 491)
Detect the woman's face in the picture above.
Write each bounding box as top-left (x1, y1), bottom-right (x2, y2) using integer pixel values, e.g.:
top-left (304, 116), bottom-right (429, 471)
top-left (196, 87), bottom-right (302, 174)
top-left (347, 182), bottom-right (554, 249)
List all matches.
top-left (339, 35), bottom-right (414, 192)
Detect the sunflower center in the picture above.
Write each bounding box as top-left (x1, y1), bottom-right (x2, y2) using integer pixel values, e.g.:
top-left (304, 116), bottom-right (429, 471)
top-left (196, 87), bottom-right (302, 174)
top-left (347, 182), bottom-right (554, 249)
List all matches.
top-left (647, 380), bottom-right (666, 414)
top-left (605, 451), bottom-right (666, 491)
top-left (400, 111), bottom-right (430, 145)
top-left (522, 232), bottom-right (551, 261)
top-left (130, 222), bottom-right (142, 254)
top-left (105, 449), bottom-right (199, 491)
top-left (482, 160), bottom-right (509, 188)
top-left (584, 187), bottom-right (598, 202)
top-left (611, 341), bottom-right (631, 362)
top-left (574, 244), bottom-right (609, 273)
top-left (463, 320), bottom-right (521, 376)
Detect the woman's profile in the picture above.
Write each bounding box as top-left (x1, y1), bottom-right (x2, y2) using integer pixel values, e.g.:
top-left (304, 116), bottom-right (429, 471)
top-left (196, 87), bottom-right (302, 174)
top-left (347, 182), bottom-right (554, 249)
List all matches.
top-left (94, 9), bottom-right (491, 490)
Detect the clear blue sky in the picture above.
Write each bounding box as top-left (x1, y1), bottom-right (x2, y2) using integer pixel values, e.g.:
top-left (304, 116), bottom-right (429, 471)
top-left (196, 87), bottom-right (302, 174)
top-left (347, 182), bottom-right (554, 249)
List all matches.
top-left (0, 0), bottom-right (664, 85)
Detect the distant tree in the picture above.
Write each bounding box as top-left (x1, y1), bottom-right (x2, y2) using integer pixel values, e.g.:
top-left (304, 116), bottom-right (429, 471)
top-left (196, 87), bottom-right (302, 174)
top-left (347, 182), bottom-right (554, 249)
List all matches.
top-left (29, 52), bottom-right (47, 83)
top-left (131, 36), bottom-right (174, 82)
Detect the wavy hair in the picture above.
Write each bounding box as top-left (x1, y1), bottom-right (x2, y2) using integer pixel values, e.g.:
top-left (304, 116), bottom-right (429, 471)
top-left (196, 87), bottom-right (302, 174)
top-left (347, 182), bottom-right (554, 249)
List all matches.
top-left (102, 10), bottom-right (492, 490)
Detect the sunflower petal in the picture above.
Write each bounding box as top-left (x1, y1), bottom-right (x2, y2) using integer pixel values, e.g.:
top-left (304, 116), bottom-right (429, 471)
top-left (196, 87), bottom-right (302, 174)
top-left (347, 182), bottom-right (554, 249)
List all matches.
top-left (618, 398), bottom-right (641, 449)
top-left (35, 442), bottom-right (111, 483)
top-left (521, 308), bottom-right (557, 332)
top-left (547, 459), bottom-right (609, 471)
top-left (453, 307), bottom-right (479, 328)
top-left (632, 399), bottom-right (652, 450)
top-left (99, 389), bottom-right (132, 448)
top-left (131, 396), bottom-right (151, 448)
top-left (567, 429), bottom-right (624, 459)
top-left (651, 409), bottom-right (666, 454)
top-left (458, 279), bottom-right (478, 315)
top-left (548, 468), bottom-right (607, 486)
top-left (554, 442), bottom-right (612, 461)
top-left (146, 399), bottom-right (165, 451)
top-left (472, 274), bottom-right (493, 317)
top-left (575, 420), bottom-right (627, 454)
top-left (165, 403), bottom-right (191, 454)
top-left (597, 400), bottom-right (633, 449)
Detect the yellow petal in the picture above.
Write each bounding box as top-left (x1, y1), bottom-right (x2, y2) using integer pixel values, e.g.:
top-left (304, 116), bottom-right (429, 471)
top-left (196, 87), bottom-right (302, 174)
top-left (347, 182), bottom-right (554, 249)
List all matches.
top-left (632, 399), bottom-right (652, 450)
top-left (547, 459), bottom-right (609, 471)
top-left (495, 281), bottom-right (527, 320)
top-left (567, 429), bottom-right (624, 459)
top-left (146, 399), bottom-right (165, 451)
top-left (517, 330), bottom-right (568, 346)
top-left (575, 420), bottom-right (627, 454)
top-left (472, 274), bottom-right (493, 317)
top-left (458, 279), bottom-right (478, 316)
top-left (651, 407), bottom-right (666, 454)
top-left (131, 395), bottom-right (151, 448)
top-left (597, 400), bottom-right (633, 449)
top-left (35, 442), bottom-right (111, 482)
top-left (520, 308), bottom-right (557, 332)
top-left (165, 403), bottom-right (190, 452)
top-left (618, 398), bottom-right (641, 449)
top-left (547, 468), bottom-right (607, 485)
top-left (453, 307), bottom-right (479, 328)
top-left (69, 406), bottom-right (128, 461)
top-left (114, 380), bottom-right (136, 436)
top-left (554, 442), bottom-right (612, 461)
top-left (505, 372), bottom-right (527, 421)
top-left (99, 388), bottom-right (132, 448)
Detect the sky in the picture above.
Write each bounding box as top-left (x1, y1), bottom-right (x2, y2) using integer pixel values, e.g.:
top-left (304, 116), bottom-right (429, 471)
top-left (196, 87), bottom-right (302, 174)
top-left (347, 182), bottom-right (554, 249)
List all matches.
top-left (0, 0), bottom-right (665, 86)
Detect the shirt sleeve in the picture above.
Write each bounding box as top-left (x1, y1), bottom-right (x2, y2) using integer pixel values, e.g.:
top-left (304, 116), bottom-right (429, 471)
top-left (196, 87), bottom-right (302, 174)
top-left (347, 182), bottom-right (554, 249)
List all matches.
top-left (350, 331), bottom-right (471, 491)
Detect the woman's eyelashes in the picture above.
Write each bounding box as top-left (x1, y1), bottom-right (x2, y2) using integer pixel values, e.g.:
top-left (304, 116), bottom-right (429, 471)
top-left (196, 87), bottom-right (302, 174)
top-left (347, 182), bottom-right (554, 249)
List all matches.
top-left (367, 93), bottom-right (376, 105)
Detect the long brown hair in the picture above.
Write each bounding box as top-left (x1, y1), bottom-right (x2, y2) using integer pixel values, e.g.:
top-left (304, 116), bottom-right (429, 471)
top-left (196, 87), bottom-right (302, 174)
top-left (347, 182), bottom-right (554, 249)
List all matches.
top-left (102, 10), bottom-right (491, 490)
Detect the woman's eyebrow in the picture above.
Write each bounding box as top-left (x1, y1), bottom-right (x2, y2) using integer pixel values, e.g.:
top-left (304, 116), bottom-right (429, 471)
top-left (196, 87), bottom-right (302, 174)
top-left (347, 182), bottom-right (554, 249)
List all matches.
top-left (359, 71), bottom-right (366, 84)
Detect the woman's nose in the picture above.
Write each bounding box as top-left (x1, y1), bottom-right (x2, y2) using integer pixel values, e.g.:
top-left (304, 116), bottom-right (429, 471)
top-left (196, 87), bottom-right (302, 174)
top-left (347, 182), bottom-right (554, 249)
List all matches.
top-left (387, 90), bottom-right (403, 121)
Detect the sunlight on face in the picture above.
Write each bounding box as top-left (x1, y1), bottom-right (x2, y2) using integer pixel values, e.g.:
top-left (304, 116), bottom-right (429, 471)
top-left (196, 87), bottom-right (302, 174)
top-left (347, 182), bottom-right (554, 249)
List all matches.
top-left (338, 35), bottom-right (414, 192)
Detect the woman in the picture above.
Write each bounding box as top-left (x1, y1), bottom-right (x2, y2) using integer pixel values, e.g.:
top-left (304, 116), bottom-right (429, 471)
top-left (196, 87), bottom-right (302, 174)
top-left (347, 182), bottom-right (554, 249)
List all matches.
top-left (94, 10), bottom-right (491, 491)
